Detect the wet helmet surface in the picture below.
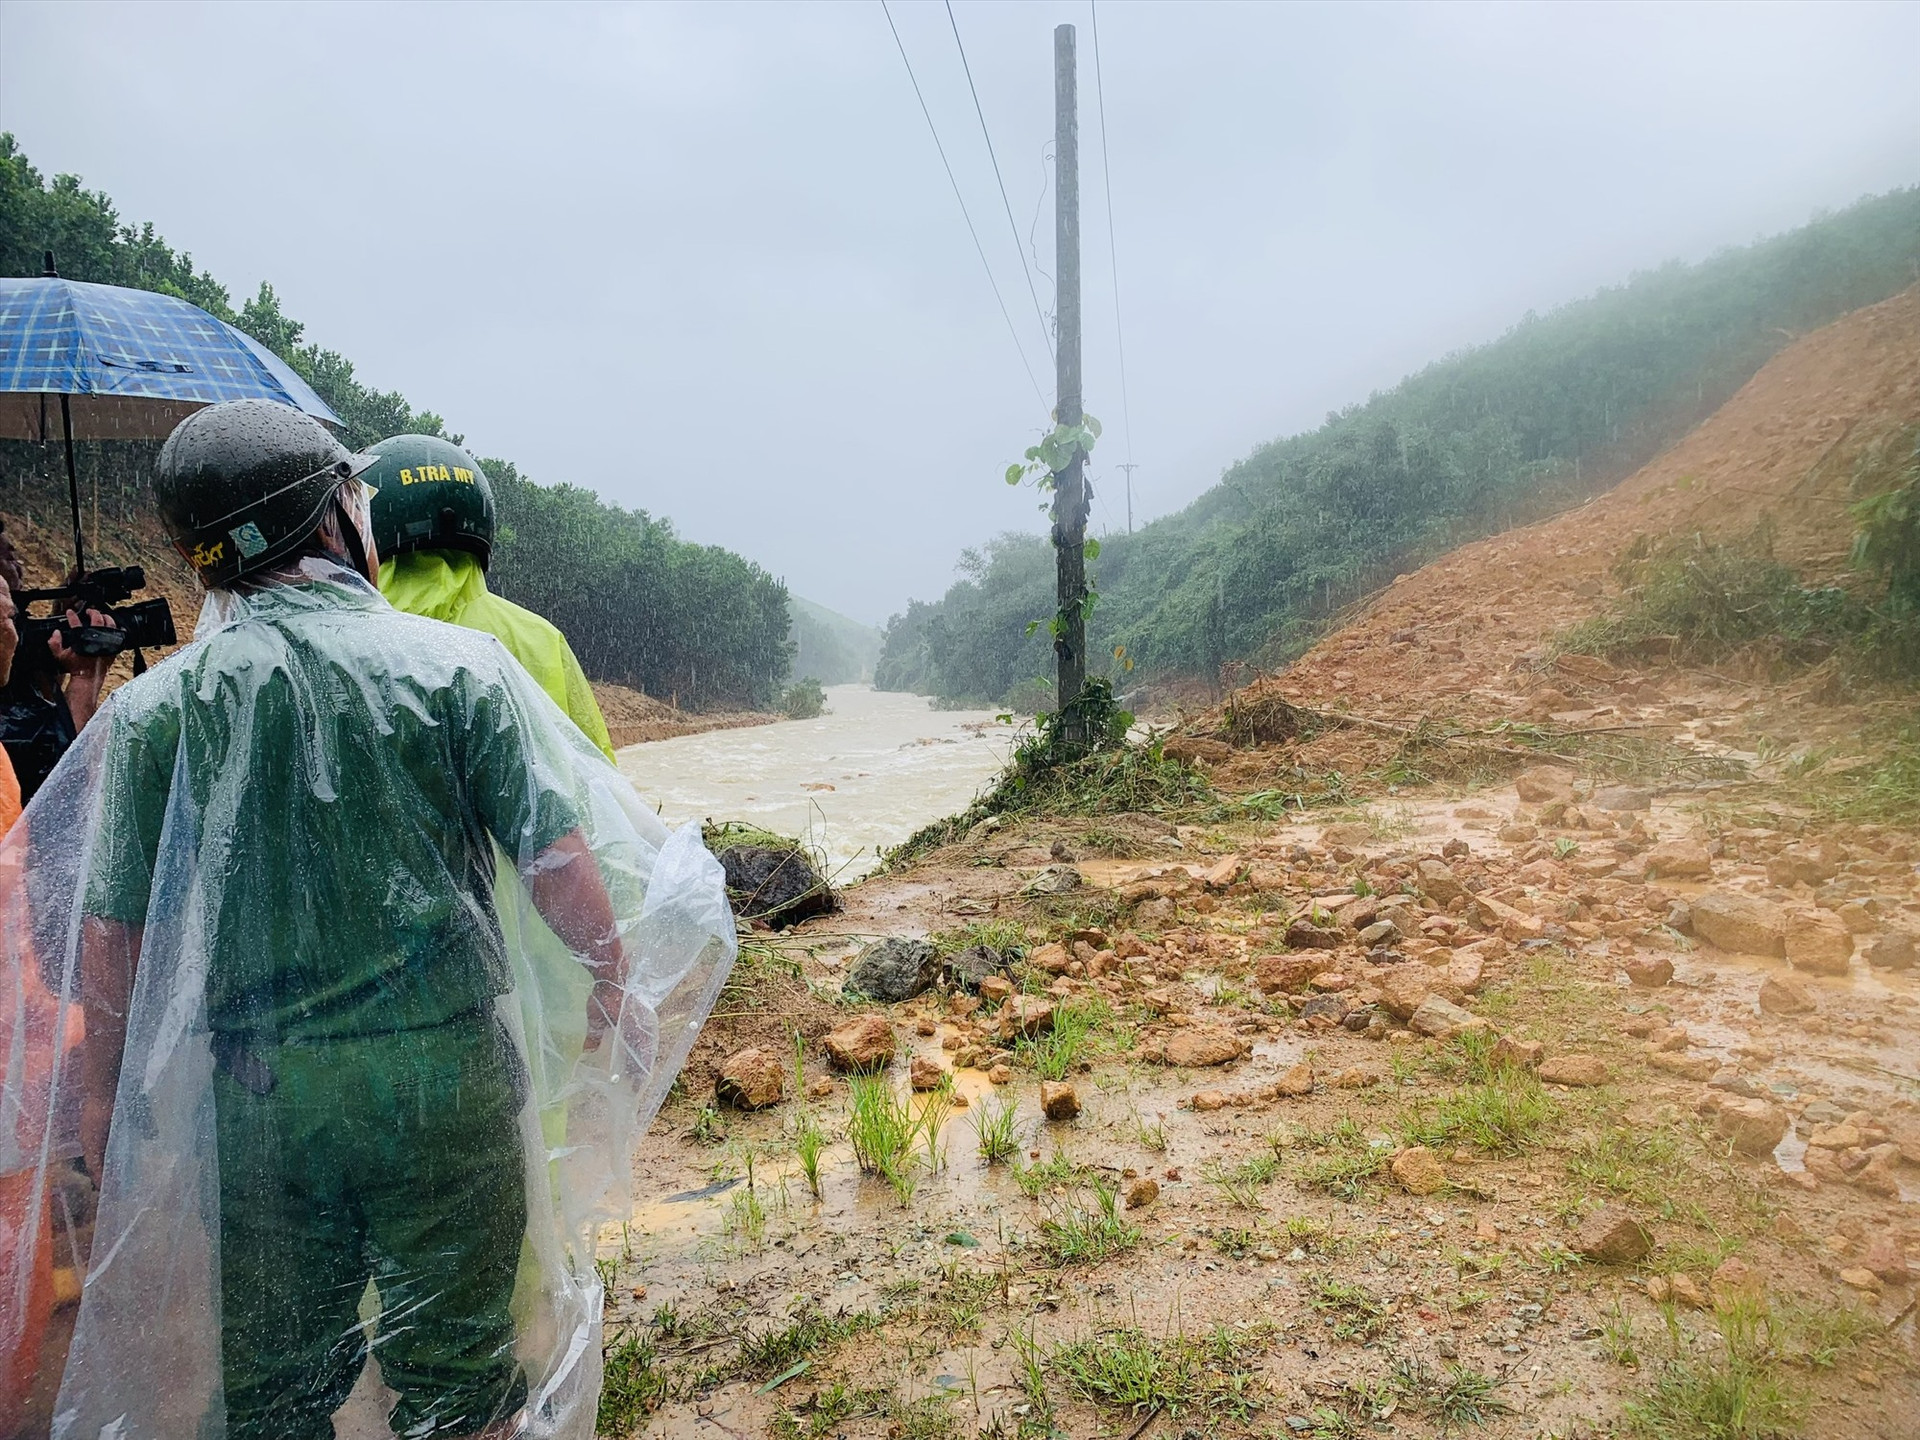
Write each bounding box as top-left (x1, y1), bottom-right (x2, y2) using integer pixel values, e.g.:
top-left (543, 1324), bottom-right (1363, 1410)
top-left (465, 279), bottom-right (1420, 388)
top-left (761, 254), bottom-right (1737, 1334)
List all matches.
top-left (155, 400), bottom-right (363, 587)
top-left (361, 434), bottom-right (496, 567)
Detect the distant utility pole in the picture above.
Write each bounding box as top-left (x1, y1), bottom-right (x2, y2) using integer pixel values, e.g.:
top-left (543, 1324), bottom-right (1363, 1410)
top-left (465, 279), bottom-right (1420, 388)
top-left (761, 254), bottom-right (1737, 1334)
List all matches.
top-left (1052, 21), bottom-right (1089, 749)
top-left (1118, 462), bottom-right (1139, 535)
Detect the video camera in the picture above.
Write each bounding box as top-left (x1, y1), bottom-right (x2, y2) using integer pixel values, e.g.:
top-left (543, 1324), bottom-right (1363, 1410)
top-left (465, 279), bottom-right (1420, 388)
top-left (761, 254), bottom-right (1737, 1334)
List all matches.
top-left (13, 565), bottom-right (177, 667)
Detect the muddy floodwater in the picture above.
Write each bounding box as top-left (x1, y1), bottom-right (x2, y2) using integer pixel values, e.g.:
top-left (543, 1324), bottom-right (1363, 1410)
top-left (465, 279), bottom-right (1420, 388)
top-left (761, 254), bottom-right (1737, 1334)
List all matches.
top-left (616, 685), bottom-right (1016, 878)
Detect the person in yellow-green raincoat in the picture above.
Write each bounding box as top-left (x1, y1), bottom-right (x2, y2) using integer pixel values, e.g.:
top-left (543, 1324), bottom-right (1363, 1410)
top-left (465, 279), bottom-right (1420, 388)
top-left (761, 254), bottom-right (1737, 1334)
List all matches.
top-left (364, 434), bottom-right (615, 761)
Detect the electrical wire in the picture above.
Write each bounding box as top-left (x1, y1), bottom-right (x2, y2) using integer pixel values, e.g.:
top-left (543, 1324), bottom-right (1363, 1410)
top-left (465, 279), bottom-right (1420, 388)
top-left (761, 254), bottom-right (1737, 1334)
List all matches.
top-left (880, 0), bottom-right (1048, 407)
top-left (944, 0), bottom-right (1056, 368)
top-left (1089, 0), bottom-right (1136, 474)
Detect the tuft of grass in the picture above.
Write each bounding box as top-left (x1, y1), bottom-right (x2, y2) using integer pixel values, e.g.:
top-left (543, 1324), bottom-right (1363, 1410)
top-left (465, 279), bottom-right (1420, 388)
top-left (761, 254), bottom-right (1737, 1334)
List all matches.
top-left (1294, 1117), bottom-right (1388, 1199)
top-left (1400, 1071), bottom-right (1559, 1155)
top-left (1134, 1112), bottom-right (1169, 1152)
top-left (847, 1076), bottom-right (921, 1203)
top-left (916, 1079), bottom-right (958, 1171)
top-left (795, 1114), bottom-right (828, 1198)
top-left (1309, 1274), bottom-right (1390, 1342)
top-left (1386, 1355), bottom-right (1512, 1428)
top-left (1603, 1299), bottom-right (1640, 1368)
top-left (1012, 1149), bottom-right (1092, 1197)
top-left (1049, 1324), bottom-right (1260, 1421)
top-left (972, 1094), bottom-right (1022, 1165)
top-left (1035, 1180), bottom-right (1140, 1265)
top-left (1625, 1298), bottom-right (1805, 1440)
top-left (1016, 997), bottom-right (1110, 1080)
top-left (737, 1305), bottom-right (881, 1380)
top-left (597, 1332), bottom-right (666, 1433)
top-left (1202, 1151), bottom-right (1280, 1209)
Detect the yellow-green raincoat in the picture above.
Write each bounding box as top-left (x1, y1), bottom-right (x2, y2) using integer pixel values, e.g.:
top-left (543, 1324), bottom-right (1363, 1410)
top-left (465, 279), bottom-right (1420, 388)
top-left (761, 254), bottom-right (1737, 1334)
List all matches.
top-left (379, 549), bottom-right (616, 761)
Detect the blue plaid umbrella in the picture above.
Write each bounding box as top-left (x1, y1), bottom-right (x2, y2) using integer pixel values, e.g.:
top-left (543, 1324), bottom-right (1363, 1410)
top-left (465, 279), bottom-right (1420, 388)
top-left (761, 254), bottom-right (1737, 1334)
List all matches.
top-left (0, 252), bottom-right (341, 571)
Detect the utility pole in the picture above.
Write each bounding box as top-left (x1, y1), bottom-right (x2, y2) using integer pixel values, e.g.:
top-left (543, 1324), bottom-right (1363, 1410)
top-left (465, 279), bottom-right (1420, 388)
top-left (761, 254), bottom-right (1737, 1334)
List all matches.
top-left (1117, 462), bottom-right (1139, 535)
top-left (1051, 21), bottom-right (1089, 749)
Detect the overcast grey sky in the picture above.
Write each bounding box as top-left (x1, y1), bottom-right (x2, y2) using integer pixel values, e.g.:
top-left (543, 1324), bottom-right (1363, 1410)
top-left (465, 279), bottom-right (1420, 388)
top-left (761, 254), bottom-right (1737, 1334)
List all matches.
top-left (2, 1), bottom-right (1917, 624)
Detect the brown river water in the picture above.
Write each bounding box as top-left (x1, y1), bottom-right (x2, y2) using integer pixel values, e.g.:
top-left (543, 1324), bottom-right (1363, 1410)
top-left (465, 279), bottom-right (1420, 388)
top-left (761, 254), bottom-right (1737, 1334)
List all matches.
top-left (615, 685), bottom-right (1018, 879)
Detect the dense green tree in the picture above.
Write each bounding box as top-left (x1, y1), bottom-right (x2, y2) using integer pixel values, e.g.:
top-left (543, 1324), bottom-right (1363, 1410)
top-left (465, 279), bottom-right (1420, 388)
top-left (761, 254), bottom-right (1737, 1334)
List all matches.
top-left (0, 134), bottom-right (791, 710)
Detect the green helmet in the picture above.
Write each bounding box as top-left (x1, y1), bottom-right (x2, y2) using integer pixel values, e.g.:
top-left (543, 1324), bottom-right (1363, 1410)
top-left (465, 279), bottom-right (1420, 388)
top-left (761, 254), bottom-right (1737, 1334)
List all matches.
top-left (155, 400), bottom-right (371, 588)
top-left (362, 434), bottom-right (495, 567)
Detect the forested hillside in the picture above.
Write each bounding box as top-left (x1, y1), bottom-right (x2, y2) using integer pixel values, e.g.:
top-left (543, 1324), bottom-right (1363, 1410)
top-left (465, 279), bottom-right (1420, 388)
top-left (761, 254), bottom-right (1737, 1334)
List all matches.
top-left (790, 596), bottom-right (884, 685)
top-left (877, 186), bottom-right (1920, 707)
top-left (0, 135), bottom-right (791, 709)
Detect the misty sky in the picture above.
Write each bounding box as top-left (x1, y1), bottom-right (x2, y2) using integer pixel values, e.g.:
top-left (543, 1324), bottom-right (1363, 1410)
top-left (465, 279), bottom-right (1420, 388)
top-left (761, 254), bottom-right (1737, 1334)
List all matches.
top-left (2, 1), bottom-right (1917, 625)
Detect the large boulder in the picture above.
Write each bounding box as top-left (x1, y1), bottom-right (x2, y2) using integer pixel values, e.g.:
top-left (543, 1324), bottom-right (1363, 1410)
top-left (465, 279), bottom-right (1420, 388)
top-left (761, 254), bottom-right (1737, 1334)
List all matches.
top-left (716, 840), bottom-right (834, 928)
top-left (1784, 910), bottom-right (1854, 976)
top-left (1691, 892), bottom-right (1787, 957)
top-left (848, 937), bottom-right (942, 1002)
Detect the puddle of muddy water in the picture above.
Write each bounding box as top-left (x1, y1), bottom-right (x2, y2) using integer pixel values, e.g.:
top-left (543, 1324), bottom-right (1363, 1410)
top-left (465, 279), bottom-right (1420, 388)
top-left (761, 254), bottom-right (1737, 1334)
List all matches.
top-left (616, 685), bottom-right (1015, 879)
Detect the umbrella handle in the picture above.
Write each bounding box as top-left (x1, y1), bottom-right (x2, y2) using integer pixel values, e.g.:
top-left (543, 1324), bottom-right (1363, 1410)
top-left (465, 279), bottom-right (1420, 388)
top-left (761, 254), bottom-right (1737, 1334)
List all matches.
top-left (60, 392), bottom-right (86, 578)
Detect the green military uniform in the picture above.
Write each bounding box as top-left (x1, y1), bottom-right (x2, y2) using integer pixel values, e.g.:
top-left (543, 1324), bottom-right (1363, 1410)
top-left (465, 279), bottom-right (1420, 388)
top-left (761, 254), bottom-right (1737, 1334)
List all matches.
top-left (380, 548), bottom-right (616, 761)
top-left (86, 571), bottom-right (580, 1439)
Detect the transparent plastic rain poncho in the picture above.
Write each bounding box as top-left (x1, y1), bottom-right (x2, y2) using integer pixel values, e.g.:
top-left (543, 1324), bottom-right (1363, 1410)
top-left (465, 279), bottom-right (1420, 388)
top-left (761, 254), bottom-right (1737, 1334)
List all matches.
top-left (0, 558), bottom-right (735, 1439)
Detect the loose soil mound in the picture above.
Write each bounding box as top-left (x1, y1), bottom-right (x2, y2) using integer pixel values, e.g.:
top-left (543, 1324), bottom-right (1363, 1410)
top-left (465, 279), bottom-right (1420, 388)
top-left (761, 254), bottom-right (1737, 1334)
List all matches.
top-left (1186, 284), bottom-right (1920, 791)
top-left (1242, 285), bottom-right (1920, 716)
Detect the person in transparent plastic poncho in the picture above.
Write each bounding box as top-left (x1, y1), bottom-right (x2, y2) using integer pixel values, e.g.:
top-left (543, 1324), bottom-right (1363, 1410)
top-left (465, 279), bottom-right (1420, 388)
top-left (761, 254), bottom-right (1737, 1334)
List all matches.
top-left (0, 400), bottom-right (735, 1439)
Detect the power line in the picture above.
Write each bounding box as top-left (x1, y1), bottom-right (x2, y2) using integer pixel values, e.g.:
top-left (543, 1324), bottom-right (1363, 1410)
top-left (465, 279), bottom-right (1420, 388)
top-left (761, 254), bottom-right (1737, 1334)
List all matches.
top-left (1089, 0), bottom-right (1136, 479)
top-left (880, 0), bottom-right (1048, 408)
top-left (944, 0), bottom-right (1056, 372)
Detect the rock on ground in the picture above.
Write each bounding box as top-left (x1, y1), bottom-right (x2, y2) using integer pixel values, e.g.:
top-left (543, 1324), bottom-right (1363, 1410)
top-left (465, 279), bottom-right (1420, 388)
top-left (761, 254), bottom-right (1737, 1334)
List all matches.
top-left (1164, 1029), bottom-right (1244, 1067)
top-left (1040, 1081), bottom-right (1081, 1120)
top-left (1124, 1177), bottom-right (1160, 1209)
top-left (1691, 891), bottom-right (1787, 957)
top-left (1538, 1054), bottom-right (1609, 1087)
top-left (717, 843), bottom-right (834, 928)
top-left (1784, 909), bottom-right (1854, 976)
top-left (1714, 1097), bottom-right (1789, 1156)
top-left (1865, 930), bottom-right (1916, 971)
top-left (823, 1015), bottom-right (895, 1072)
top-left (945, 944), bottom-right (1008, 992)
top-left (848, 937), bottom-right (943, 1002)
top-left (1391, 1146), bottom-right (1448, 1195)
top-left (1643, 840), bottom-right (1712, 879)
top-left (715, 1048), bottom-right (785, 1110)
top-left (1572, 1208), bottom-right (1653, 1264)
top-left (1624, 955), bottom-right (1674, 988)
top-left (909, 1055), bottom-right (946, 1091)
top-left (1758, 972), bottom-right (1817, 1016)
top-left (1408, 994), bottom-right (1480, 1038)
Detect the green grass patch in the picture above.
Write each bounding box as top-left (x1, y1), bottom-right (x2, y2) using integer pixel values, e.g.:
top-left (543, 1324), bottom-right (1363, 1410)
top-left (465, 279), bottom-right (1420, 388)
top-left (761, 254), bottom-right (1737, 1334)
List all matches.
top-left (1035, 1181), bottom-right (1140, 1265)
top-left (1400, 1071), bottom-right (1559, 1155)
top-left (1309, 1274), bottom-right (1391, 1342)
top-left (1050, 1323), bottom-right (1261, 1421)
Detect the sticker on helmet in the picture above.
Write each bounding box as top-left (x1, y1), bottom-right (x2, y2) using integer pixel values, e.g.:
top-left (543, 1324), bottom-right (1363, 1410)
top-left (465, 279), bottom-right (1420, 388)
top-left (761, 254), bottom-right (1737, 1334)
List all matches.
top-left (229, 522), bottom-right (269, 559)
